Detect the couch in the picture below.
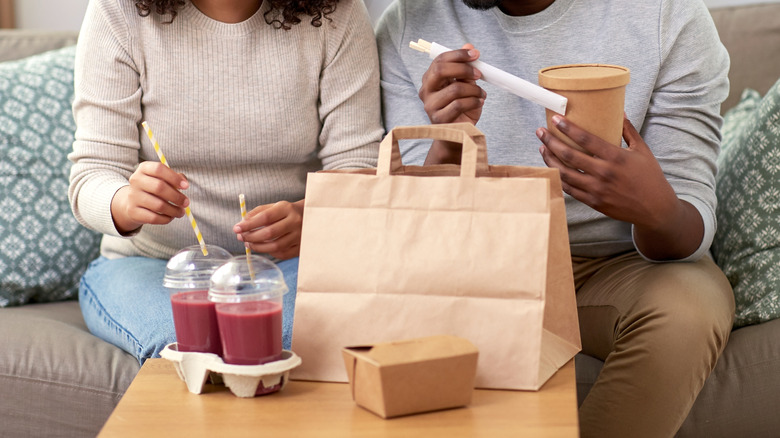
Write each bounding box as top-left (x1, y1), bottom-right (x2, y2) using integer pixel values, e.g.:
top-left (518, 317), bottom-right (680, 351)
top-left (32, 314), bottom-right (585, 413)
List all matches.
top-left (1, 3), bottom-right (778, 437)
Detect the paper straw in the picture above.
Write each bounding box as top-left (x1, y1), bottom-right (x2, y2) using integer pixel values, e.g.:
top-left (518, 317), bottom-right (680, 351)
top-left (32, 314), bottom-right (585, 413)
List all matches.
top-left (141, 121), bottom-right (208, 256)
top-left (409, 39), bottom-right (568, 115)
top-left (238, 194), bottom-right (255, 280)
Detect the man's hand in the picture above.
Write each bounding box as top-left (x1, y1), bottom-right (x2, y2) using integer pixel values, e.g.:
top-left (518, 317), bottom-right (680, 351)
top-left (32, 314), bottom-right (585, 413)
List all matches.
top-left (233, 200), bottom-right (304, 260)
top-left (419, 43), bottom-right (486, 165)
top-left (420, 43), bottom-right (485, 125)
top-left (537, 114), bottom-right (704, 260)
top-left (111, 161), bottom-right (189, 234)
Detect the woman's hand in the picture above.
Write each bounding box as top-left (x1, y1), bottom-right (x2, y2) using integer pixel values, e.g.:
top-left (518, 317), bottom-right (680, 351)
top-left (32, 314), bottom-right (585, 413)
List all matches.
top-left (233, 200), bottom-right (304, 260)
top-left (419, 43), bottom-right (486, 165)
top-left (111, 161), bottom-right (189, 234)
top-left (537, 115), bottom-right (704, 260)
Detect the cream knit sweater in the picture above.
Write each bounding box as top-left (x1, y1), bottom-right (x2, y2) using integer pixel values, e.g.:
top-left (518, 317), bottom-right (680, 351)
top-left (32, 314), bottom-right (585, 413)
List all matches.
top-left (69, 0), bottom-right (383, 259)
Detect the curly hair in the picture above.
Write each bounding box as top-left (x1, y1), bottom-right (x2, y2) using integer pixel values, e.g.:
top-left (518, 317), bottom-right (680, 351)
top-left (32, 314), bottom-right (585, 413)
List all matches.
top-left (134, 0), bottom-right (339, 29)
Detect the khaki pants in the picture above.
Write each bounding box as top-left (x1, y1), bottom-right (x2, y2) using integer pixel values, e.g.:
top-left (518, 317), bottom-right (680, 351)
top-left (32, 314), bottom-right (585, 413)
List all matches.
top-left (574, 251), bottom-right (734, 438)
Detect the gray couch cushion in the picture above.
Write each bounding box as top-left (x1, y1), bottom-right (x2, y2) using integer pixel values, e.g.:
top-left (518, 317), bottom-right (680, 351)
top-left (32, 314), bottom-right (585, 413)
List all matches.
top-left (709, 4), bottom-right (780, 113)
top-left (0, 30), bottom-right (78, 63)
top-left (677, 318), bottom-right (780, 438)
top-left (0, 301), bottom-right (140, 438)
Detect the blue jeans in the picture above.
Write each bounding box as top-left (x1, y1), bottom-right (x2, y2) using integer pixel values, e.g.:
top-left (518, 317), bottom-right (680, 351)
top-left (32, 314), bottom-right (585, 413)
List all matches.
top-left (79, 256), bottom-right (299, 365)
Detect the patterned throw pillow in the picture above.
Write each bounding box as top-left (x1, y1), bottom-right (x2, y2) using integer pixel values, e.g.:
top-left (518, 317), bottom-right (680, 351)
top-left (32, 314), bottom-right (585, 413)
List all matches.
top-left (0, 46), bottom-right (102, 307)
top-left (712, 79), bottom-right (780, 328)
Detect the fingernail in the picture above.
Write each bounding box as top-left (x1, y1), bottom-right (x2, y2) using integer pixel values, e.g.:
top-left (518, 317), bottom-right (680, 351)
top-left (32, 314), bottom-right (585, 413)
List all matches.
top-left (180, 180), bottom-right (189, 189)
top-left (536, 128), bottom-right (544, 139)
top-left (552, 115), bottom-right (563, 126)
top-left (472, 68), bottom-right (481, 79)
top-left (233, 225), bottom-right (242, 233)
top-left (468, 49), bottom-right (478, 58)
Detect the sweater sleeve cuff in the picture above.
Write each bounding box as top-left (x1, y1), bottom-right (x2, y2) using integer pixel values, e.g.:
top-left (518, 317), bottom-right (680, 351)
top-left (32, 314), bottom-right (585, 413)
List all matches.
top-left (633, 195), bottom-right (716, 263)
top-left (76, 180), bottom-right (138, 238)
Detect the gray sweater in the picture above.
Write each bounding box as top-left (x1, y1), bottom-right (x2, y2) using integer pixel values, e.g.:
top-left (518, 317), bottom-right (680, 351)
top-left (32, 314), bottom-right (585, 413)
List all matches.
top-left (69, 0), bottom-right (383, 260)
top-left (376, 0), bottom-right (729, 260)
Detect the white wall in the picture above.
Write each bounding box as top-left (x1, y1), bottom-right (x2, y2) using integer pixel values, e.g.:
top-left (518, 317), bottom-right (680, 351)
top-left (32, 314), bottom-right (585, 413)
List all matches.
top-left (16, 0), bottom-right (89, 31)
top-left (13, 0), bottom-right (779, 31)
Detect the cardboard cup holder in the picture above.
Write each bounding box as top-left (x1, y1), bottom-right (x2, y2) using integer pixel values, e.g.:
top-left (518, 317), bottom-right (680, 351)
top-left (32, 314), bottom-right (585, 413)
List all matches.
top-left (159, 343), bottom-right (302, 397)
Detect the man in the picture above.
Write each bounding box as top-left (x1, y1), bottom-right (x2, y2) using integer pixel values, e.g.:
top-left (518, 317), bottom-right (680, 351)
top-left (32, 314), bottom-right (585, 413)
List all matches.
top-left (375, 0), bottom-right (735, 436)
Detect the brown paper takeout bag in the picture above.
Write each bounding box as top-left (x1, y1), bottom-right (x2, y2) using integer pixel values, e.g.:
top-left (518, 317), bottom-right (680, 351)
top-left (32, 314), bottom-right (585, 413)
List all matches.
top-left (291, 123), bottom-right (581, 390)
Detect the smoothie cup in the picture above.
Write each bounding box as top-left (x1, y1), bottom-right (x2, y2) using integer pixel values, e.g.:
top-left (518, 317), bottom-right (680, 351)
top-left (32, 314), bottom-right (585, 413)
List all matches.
top-left (538, 64), bottom-right (630, 151)
top-left (209, 255), bottom-right (289, 395)
top-left (163, 244), bottom-right (231, 355)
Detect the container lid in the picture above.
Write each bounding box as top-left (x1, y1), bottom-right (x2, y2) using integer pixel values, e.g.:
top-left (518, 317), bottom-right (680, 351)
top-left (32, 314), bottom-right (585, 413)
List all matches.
top-left (208, 254), bottom-right (289, 303)
top-left (343, 335), bottom-right (479, 367)
top-left (163, 244), bottom-right (232, 289)
top-left (538, 64), bottom-right (630, 91)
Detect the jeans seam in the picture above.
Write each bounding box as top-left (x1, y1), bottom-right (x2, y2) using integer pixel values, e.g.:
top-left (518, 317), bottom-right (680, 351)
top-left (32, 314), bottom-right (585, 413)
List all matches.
top-left (80, 276), bottom-right (145, 363)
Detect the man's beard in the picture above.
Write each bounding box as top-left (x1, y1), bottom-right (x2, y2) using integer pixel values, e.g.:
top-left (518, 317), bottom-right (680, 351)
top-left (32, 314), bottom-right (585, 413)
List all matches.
top-left (462, 0), bottom-right (503, 10)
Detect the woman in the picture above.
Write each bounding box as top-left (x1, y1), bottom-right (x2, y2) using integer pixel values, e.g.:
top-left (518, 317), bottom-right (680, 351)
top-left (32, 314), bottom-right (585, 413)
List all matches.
top-left (68, 0), bottom-right (383, 364)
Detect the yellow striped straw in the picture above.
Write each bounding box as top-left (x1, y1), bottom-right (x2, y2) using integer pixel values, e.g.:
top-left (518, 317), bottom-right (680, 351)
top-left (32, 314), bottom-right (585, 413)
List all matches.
top-left (141, 121), bottom-right (208, 256)
top-left (238, 194), bottom-right (255, 280)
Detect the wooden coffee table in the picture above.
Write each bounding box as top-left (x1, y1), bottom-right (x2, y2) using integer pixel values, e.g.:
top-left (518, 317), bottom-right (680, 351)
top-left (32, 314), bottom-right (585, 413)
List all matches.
top-left (98, 358), bottom-right (579, 437)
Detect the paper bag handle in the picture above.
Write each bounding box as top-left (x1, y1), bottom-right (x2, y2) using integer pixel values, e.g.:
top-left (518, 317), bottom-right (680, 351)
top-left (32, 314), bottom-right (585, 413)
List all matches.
top-left (377, 123), bottom-right (489, 178)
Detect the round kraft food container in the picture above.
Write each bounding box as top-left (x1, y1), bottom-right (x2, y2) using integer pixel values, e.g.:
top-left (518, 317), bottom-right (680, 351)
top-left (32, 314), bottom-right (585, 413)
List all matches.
top-left (538, 64), bottom-right (630, 149)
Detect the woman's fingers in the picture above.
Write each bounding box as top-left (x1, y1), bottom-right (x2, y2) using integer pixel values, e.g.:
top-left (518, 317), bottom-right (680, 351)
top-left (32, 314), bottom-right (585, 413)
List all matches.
top-left (234, 201), bottom-right (304, 260)
top-left (113, 162), bottom-right (189, 232)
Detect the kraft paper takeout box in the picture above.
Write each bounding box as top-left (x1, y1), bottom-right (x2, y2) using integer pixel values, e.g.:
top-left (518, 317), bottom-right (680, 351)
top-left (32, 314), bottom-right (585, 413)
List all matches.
top-left (341, 335), bottom-right (479, 419)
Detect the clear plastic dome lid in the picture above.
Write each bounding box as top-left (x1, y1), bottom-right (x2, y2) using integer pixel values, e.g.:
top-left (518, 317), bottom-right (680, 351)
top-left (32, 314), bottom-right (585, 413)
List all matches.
top-left (208, 254), bottom-right (289, 303)
top-left (163, 244), bottom-right (232, 290)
